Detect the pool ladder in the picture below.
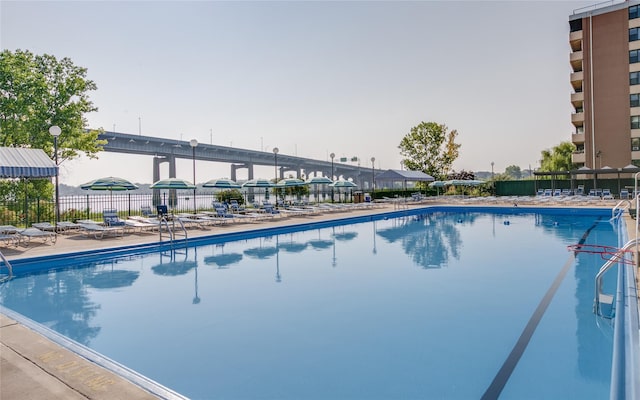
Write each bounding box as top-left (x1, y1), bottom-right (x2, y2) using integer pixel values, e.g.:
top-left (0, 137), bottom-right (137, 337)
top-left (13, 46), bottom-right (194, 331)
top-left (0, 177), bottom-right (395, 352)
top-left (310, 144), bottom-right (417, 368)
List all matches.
top-left (0, 249), bottom-right (13, 283)
top-left (158, 216), bottom-right (188, 246)
top-left (611, 199), bottom-right (632, 220)
top-left (594, 238), bottom-right (639, 318)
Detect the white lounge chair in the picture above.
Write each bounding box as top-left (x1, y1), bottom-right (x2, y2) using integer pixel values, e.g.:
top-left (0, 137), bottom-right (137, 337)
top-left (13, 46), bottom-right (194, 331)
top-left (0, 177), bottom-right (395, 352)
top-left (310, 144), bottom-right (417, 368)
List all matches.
top-left (78, 223), bottom-right (125, 239)
top-left (18, 227), bottom-right (57, 245)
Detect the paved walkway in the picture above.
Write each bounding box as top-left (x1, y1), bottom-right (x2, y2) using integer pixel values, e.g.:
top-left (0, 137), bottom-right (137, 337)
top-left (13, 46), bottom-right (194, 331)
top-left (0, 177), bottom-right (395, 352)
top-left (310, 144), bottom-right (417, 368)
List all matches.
top-left (0, 200), bottom-right (629, 399)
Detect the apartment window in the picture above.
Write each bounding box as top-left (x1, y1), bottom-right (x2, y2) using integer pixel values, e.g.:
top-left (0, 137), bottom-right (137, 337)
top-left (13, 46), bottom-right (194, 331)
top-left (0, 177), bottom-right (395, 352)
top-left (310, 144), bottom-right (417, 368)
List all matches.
top-left (632, 72), bottom-right (640, 85)
top-left (632, 94), bottom-right (640, 107)
top-left (631, 5), bottom-right (640, 19)
top-left (575, 144), bottom-right (585, 153)
top-left (632, 116), bottom-right (640, 129)
top-left (576, 126), bottom-right (584, 134)
top-left (633, 160), bottom-right (640, 167)
top-left (633, 138), bottom-right (640, 151)
top-left (632, 50), bottom-right (640, 63)
top-left (632, 28), bottom-right (640, 42)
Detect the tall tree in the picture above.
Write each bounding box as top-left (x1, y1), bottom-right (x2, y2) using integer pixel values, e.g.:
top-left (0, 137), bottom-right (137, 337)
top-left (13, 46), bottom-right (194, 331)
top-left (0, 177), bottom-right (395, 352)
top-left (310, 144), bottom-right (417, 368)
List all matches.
top-left (398, 121), bottom-right (461, 179)
top-left (0, 49), bottom-right (105, 162)
top-left (504, 165), bottom-right (522, 179)
top-left (539, 142), bottom-right (576, 173)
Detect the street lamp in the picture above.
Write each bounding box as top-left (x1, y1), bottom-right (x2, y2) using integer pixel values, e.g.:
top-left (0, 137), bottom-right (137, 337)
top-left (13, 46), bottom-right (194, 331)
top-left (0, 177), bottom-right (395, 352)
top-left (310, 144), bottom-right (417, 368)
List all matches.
top-left (273, 147), bottom-right (279, 205)
top-left (49, 126), bottom-right (61, 229)
top-left (190, 139), bottom-right (198, 213)
top-left (491, 161), bottom-right (495, 180)
top-left (371, 157), bottom-right (375, 192)
top-left (330, 152), bottom-right (335, 203)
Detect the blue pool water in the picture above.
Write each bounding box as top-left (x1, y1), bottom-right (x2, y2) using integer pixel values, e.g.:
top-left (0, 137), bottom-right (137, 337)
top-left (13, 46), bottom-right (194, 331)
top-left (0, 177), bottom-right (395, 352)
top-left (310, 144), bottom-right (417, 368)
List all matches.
top-left (0, 208), bottom-right (623, 399)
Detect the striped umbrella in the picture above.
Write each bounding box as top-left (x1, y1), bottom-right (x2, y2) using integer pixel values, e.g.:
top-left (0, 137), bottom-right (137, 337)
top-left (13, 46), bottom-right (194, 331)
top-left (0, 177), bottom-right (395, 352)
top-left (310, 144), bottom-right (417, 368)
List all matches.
top-left (80, 176), bottom-right (139, 208)
top-left (202, 178), bottom-right (241, 189)
top-left (150, 178), bottom-right (196, 190)
top-left (306, 176), bottom-right (333, 202)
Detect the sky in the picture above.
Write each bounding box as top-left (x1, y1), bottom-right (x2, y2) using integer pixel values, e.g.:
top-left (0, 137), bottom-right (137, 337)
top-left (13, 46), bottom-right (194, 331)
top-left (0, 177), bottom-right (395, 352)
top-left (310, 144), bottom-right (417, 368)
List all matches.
top-left (1, 0), bottom-right (596, 186)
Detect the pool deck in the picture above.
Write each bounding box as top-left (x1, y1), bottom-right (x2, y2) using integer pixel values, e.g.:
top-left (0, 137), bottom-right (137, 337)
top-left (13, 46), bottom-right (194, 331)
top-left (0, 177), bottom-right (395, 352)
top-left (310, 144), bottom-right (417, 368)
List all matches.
top-left (0, 199), bottom-right (630, 399)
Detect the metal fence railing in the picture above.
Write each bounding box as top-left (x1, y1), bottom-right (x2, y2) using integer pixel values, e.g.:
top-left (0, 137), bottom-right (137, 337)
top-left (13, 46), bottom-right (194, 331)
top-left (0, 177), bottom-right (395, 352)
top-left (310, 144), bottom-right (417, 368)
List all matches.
top-left (0, 189), bottom-right (337, 227)
top-left (0, 192), bottom-right (225, 227)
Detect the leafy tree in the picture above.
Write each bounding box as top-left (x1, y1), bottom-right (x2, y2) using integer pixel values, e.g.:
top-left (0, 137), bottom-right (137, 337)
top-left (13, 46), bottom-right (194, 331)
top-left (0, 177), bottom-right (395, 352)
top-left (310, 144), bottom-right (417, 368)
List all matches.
top-left (504, 165), bottom-right (522, 179)
top-left (399, 121), bottom-right (461, 180)
top-left (1, 49), bottom-right (105, 159)
top-left (0, 49), bottom-right (106, 205)
top-left (539, 142), bottom-right (576, 173)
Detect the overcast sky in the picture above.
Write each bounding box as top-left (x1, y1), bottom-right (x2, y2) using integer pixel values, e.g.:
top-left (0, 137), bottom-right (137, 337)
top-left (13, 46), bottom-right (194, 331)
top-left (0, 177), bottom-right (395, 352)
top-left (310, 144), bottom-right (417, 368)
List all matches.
top-left (1, 0), bottom-right (595, 185)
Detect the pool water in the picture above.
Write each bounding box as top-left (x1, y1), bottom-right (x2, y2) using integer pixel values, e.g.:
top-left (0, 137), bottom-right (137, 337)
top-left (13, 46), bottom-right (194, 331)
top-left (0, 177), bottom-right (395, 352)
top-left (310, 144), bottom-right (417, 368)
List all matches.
top-left (0, 209), bottom-right (621, 399)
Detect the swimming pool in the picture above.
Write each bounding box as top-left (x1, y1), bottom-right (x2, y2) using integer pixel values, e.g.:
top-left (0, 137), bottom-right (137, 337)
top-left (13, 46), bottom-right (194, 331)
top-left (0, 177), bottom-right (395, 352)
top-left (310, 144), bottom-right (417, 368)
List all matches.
top-left (0, 207), bottom-right (634, 399)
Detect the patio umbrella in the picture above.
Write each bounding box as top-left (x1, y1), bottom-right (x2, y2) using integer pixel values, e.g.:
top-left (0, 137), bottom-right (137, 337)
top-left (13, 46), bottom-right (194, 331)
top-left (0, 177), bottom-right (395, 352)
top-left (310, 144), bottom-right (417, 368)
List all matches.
top-left (150, 178), bottom-right (196, 190)
top-left (150, 178), bottom-right (196, 208)
top-left (80, 176), bottom-right (139, 208)
top-left (330, 180), bottom-right (357, 202)
top-left (242, 178), bottom-right (274, 203)
top-left (429, 180), bottom-right (447, 195)
top-left (306, 176), bottom-right (333, 202)
top-left (276, 178), bottom-right (307, 187)
top-left (202, 178), bottom-right (241, 189)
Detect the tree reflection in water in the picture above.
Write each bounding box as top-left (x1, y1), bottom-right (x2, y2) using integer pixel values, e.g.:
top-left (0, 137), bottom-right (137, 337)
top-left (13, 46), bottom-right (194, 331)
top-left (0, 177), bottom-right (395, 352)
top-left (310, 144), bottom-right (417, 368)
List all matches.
top-left (377, 212), bottom-right (466, 268)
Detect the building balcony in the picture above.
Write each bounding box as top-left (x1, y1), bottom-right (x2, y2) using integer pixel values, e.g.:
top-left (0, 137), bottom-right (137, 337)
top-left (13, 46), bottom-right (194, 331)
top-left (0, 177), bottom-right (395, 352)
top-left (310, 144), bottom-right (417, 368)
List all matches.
top-left (572, 132), bottom-right (585, 144)
top-left (571, 92), bottom-right (584, 108)
top-left (570, 50), bottom-right (583, 64)
top-left (570, 70), bottom-right (583, 84)
top-left (572, 152), bottom-right (586, 164)
top-left (569, 30), bottom-right (582, 42)
top-left (571, 112), bottom-right (584, 124)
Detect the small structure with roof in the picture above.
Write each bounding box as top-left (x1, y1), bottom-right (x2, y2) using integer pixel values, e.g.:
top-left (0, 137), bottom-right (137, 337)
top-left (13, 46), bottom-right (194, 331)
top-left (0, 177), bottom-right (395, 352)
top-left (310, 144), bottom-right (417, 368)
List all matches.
top-left (374, 169), bottom-right (435, 190)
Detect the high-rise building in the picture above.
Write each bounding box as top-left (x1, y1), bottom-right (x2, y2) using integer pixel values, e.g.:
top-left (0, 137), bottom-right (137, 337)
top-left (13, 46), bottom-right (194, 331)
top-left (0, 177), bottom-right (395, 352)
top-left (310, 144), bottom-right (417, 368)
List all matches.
top-left (569, 0), bottom-right (640, 169)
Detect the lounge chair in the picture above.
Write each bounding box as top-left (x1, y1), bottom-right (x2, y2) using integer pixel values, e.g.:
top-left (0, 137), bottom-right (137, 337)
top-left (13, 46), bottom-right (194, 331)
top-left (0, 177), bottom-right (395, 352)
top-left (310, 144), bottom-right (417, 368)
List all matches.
top-left (141, 205), bottom-right (157, 218)
top-left (543, 189), bottom-right (553, 197)
top-left (18, 227), bottom-right (57, 245)
top-left (125, 218), bottom-right (159, 233)
top-left (602, 189), bottom-right (614, 200)
top-left (620, 189), bottom-right (630, 199)
top-left (103, 209), bottom-right (126, 227)
top-left (78, 223), bottom-right (125, 239)
top-left (553, 189), bottom-right (562, 196)
top-left (576, 185), bottom-right (585, 196)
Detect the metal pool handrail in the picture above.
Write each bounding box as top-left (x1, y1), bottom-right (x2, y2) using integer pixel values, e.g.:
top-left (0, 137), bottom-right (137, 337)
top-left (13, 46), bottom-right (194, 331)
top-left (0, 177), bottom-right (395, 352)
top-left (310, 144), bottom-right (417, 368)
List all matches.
top-left (594, 238), bottom-right (638, 317)
top-left (612, 199), bottom-right (631, 220)
top-left (0, 249), bottom-right (13, 283)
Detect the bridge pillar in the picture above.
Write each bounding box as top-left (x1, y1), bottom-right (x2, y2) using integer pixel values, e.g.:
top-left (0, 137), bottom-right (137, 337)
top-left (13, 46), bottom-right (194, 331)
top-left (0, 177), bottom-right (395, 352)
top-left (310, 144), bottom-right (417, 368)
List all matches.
top-left (152, 155), bottom-right (177, 206)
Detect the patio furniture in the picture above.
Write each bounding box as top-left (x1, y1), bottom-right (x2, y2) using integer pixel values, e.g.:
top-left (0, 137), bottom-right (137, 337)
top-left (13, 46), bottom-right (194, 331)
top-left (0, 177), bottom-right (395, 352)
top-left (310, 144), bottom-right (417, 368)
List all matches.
top-left (18, 227), bottom-right (57, 245)
top-left (78, 223), bottom-right (125, 239)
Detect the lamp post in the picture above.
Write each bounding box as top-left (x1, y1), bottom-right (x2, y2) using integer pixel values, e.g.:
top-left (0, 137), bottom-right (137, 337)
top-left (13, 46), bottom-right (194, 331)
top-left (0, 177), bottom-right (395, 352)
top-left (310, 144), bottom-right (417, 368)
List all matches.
top-left (190, 139), bottom-right (198, 213)
top-left (49, 126), bottom-right (61, 229)
top-left (330, 152), bottom-right (335, 203)
top-left (273, 147), bottom-right (279, 205)
top-left (371, 157), bottom-right (375, 192)
top-left (491, 161), bottom-right (494, 180)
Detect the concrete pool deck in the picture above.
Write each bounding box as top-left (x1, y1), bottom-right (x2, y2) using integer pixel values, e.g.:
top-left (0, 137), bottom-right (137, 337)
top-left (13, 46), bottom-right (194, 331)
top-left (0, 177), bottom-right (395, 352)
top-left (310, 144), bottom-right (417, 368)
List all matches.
top-left (0, 199), bottom-right (630, 399)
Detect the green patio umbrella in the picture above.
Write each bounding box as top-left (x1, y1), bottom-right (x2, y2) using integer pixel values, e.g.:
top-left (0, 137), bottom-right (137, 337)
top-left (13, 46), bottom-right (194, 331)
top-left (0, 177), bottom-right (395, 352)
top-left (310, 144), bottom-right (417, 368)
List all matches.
top-left (242, 178), bottom-right (274, 203)
top-left (330, 180), bottom-right (358, 202)
top-left (150, 178), bottom-right (196, 209)
top-left (306, 176), bottom-right (333, 202)
top-left (202, 178), bottom-right (241, 189)
top-left (150, 178), bottom-right (196, 190)
top-left (80, 176), bottom-right (139, 208)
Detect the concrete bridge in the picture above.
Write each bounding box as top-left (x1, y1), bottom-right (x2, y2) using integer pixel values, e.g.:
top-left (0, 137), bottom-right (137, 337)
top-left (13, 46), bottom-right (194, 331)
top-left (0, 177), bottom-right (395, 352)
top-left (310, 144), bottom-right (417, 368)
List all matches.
top-left (98, 131), bottom-right (376, 188)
